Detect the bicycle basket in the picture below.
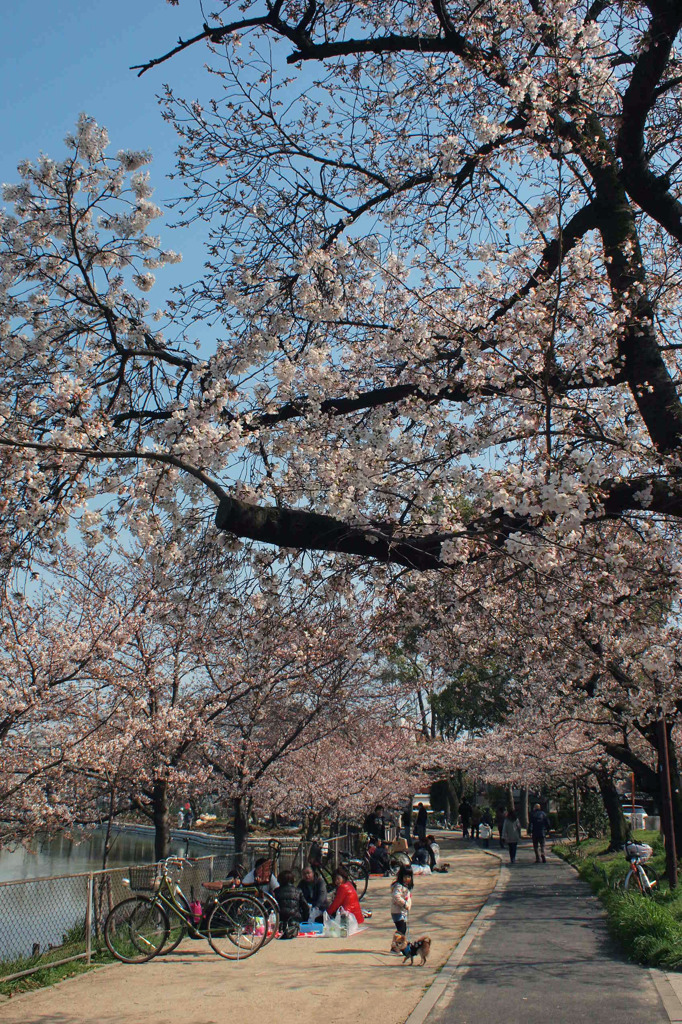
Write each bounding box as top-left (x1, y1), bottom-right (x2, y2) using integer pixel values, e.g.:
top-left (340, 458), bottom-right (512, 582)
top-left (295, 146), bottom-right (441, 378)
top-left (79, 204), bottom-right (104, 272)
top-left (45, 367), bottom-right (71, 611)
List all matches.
top-left (625, 841), bottom-right (653, 862)
top-left (127, 866), bottom-right (162, 892)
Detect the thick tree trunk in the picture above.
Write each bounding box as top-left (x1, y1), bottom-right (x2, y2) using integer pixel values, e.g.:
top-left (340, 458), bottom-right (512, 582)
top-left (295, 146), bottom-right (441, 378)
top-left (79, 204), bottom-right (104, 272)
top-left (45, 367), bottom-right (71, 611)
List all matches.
top-left (605, 733), bottom-right (682, 854)
top-left (519, 787), bottom-right (529, 829)
top-left (596, 770), bottom-right (629, 851)
top-left (506, 786), bottom-right (515, 812)
top-left (233, 796), bottom-right (249, 857)
top-left (152, 779), bottom-right (170, 862)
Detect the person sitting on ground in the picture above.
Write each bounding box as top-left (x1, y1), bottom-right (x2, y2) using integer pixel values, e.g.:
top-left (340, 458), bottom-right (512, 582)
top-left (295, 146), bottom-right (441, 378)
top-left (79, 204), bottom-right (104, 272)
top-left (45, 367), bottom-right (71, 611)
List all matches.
top-left (369, 838), bottom-right (391, 874)
top-left (242, 857), bottom-right (279, 893)
top-left (274, 869), bottom-right (310, 938)
top-left (298, 865), bottom-right (328, 922)
top-left (326, 866), bottom-right (365, 924)
top-left (411, 839), bottom-right (430, 867)
top-left (425, 835), bottom-right (439, 869)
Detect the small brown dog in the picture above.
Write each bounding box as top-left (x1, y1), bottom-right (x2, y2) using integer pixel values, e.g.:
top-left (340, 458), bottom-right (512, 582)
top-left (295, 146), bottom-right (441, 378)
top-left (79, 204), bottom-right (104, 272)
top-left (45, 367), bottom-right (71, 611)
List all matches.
top-left (390, 932), bottom-right (431, 965)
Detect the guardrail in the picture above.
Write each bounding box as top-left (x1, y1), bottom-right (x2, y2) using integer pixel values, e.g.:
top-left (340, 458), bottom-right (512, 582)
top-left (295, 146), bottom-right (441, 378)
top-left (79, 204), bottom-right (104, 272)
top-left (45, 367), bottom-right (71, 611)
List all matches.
top-left (0, 834), bottom-right (356, 985)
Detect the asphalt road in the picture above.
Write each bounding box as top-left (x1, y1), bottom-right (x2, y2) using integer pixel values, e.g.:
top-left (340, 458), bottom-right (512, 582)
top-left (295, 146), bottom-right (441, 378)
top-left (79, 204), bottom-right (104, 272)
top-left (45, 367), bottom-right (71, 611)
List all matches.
top-left (428, 843), bottom-right (668, 1024)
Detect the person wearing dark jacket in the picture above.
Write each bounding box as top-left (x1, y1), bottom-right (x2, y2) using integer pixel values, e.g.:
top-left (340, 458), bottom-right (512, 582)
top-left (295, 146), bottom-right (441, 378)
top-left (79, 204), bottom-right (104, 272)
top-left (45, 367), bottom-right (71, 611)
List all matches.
top-left (460, 798), bottom-right (472, 839)
top-left (529, 804), bottom-right (551, 863)
top-left (415, 803), bottom-right (428, 842)
top-left (363, 804), bottom-right (386, 840)
top-left (298, 866), bottom-right (328, 921)
top-left (274, 870), bottom-right (310, 938)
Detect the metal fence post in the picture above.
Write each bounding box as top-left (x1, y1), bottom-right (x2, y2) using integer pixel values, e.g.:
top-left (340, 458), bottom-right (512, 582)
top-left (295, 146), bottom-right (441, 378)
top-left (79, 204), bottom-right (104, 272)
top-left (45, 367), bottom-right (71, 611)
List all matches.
top-left (85, 874), bottom-right (93, 965)
top-left (209, 856), bottom-right (214, 882)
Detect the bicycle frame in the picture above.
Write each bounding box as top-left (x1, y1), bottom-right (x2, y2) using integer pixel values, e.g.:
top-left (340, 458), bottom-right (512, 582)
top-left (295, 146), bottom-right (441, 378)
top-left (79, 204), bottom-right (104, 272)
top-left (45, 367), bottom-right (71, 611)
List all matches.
top-left (625, 854), bottom-right (657, 894)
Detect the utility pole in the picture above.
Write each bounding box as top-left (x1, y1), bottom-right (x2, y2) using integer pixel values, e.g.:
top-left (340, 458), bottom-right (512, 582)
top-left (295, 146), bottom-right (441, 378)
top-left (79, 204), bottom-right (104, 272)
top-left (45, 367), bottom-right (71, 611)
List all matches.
top-left (657, 715), bottom-right (678, 890)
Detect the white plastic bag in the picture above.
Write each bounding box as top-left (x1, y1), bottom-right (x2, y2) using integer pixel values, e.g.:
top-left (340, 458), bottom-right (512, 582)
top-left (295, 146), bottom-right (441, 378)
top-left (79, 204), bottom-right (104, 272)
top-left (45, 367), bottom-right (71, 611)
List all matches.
top-left (322, 909), bottom-right (363, 937)
top-left (322, 910), bottom-right (342, 938)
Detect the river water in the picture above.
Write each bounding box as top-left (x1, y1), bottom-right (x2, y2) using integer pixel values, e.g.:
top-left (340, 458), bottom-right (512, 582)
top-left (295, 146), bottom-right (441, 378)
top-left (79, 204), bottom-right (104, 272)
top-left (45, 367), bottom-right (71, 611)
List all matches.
top-left (0, 829), bottom-right (234, 964)
top-left (0, 828), bottom-right (219, 883)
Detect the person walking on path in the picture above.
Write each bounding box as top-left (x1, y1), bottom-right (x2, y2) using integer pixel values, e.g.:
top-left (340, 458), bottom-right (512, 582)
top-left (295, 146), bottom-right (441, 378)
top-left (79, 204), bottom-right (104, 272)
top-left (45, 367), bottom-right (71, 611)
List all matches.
top-left (470, 804), bottom-right (482, 841)
top-left (415, 802), bottom-right (428, 842)
top-left (502, 808), bottom-right (523, 863)
top-left (390, 865), bottom-right (413, 935)
top-left (529, 803), bottom-right (550, 863)
top-left (459, 798), bottom-right (472, 839)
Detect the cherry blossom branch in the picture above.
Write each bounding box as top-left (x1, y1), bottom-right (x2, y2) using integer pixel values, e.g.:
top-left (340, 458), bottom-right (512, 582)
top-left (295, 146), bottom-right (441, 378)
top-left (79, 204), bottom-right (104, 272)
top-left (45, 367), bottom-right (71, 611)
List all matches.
top-left (0, 437), bottom-right (229, 503)
top-left (616, 3), bottom-right (682, 243)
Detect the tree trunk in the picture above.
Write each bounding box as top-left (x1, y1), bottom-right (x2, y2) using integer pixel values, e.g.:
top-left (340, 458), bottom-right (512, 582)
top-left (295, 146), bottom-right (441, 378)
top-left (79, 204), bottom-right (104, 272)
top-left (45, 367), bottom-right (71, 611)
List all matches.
top-left (233, 796), bottom-right (249, 858)
top-left (596, 769), bottom-right (629, 851)
top-left (152, 779), bottom-right (170, 862)
top-left (519, 787), bottom-right (529, 829)
top-left (506, 786), bottom-right (515, 812)
top-left (416, 690), bottom-right (430, 738)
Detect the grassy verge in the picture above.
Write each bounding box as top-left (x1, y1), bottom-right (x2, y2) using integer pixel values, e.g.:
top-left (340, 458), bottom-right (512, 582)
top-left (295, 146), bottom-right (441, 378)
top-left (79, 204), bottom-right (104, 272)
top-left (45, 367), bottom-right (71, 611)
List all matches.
top-left (0, 927), bottom-right (114, 1000)
top-left (555, 831), bottom-right (682, 970)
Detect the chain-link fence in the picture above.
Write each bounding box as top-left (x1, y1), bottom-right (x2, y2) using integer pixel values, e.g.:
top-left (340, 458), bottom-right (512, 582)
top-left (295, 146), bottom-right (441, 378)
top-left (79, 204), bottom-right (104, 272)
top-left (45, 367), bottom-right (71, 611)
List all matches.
top-left (0, 835), bottom-right (353, 985)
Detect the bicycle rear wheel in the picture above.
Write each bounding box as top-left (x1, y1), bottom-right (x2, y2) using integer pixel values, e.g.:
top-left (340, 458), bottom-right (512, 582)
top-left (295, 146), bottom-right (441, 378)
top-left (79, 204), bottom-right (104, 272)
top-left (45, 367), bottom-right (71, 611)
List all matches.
top-left (207, 893), bottom-right (268, 960)
top-left (344, 859), bottom-right (369, 900)
top-left (105, 897), bottom-right (169, 963)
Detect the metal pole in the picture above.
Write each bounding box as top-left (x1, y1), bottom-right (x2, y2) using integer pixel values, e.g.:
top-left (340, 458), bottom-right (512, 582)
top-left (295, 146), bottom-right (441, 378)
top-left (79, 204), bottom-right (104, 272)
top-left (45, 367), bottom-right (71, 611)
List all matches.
top-left (657, 715), bottom-right (678, 889)
top-left (573, 779), bottom-right (580, 845)
top-left (85, 874), bottom-right (93, 965)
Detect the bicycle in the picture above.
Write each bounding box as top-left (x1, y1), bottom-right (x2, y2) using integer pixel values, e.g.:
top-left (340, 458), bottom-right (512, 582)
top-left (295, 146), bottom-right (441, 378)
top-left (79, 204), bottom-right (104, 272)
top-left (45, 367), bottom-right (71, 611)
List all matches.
top-left (104, 857), bottom-right (270, 963)
top-left (309, 839), bottom-right (369, 900)
top-left (622, 839), bottom-right (658, 895)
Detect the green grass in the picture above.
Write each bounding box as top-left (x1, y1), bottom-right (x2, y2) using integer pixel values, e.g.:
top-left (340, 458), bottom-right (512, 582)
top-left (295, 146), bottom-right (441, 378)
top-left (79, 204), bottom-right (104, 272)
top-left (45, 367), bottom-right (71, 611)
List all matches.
top-left (0, 923), bottom-right (114, 999)
top-left (555, 831), bottom-right (682, 970)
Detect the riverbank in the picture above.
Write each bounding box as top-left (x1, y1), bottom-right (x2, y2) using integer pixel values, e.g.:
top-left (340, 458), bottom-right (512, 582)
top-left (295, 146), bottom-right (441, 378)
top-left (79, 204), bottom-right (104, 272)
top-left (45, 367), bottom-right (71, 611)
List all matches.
top-left (554, 831), bottom-right (682, 969)
top-left (0, 840), bottom-right (499, 1024)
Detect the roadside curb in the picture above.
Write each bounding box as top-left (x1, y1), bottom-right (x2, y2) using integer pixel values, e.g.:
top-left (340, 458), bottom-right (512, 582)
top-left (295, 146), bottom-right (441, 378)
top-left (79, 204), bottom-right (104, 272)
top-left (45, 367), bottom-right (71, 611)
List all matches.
top-left (403, 852), bottom-right (507, 1024)
top-left (651, 971), bottom-right (682, 1023)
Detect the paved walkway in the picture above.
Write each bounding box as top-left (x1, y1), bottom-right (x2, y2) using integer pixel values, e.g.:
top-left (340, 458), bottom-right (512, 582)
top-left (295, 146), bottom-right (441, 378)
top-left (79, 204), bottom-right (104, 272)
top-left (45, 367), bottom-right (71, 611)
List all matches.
top-left (0, 843), bottom-right (497, 1024)
top-left (422, 843), bottom-right (670, 1024)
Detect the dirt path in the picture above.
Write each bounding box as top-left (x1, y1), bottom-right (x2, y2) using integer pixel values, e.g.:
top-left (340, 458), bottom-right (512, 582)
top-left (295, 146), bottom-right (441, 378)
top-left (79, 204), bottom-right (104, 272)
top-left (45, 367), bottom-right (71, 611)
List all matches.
top-left (0, 841), bottom-right (498, 1024)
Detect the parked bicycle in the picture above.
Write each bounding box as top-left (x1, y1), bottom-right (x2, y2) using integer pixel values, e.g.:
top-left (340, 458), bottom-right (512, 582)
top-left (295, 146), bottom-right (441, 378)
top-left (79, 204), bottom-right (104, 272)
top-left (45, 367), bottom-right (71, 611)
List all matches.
top-left (621, 839), bottom-right (658, 895)
top-left (104, 857), bottom-right (271, 963)
top-left (309, 839), bottom-right (369, 900)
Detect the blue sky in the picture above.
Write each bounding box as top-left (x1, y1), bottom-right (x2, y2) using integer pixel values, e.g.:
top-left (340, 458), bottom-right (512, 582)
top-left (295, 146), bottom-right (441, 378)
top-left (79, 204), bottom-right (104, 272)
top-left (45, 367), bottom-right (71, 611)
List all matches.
top-left (1, 1), bottom-right (215, 276)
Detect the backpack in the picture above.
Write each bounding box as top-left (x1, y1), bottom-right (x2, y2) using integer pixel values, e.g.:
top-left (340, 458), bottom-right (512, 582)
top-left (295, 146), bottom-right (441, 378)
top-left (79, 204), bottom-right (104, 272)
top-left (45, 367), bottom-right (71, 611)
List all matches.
top-left (282, 919), bottom-right (300, 939)
top-left (254, 858), bottom-right (273, 885)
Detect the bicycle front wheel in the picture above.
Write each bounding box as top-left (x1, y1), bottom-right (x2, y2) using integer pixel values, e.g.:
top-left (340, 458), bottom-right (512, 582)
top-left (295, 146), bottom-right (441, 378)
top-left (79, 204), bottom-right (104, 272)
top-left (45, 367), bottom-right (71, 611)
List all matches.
top-left (641, 865), bottom-right (659, 895)
top-left (207, 893), bottom-right (268, 960)
top-left (105, 896), bottom-right (169, 963)
top-left (161, 909), bottom-right (187, 954)
top-left (259, 891), bottom-right (280, 945)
